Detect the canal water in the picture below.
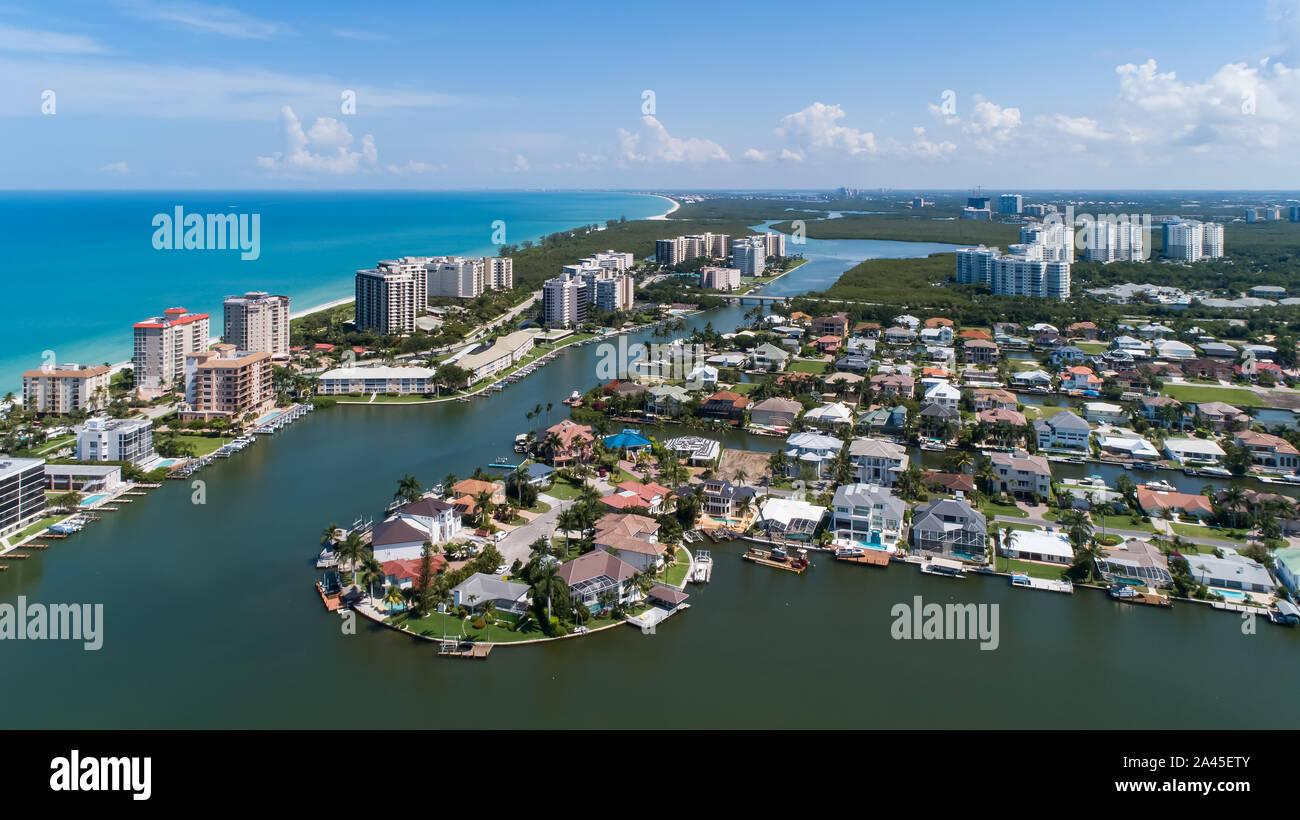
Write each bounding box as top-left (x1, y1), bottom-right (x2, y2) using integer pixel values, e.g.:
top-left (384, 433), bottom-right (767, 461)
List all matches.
top-left (2, 228), bottom-right (1297, 729)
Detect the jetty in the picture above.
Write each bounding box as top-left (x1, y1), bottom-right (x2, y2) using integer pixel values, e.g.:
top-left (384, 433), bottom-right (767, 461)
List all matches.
top-left (741, 546), bottom-right (809, 574)
top-left (834, 549), bottom-right (892, 567)
top-left (1010, 572), bottom-right (1073, 594)
top-left (437, 640), bottom-right (492, 659)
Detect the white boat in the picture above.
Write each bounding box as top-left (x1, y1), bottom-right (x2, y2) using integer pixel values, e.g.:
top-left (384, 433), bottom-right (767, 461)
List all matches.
top-left (1142, 480), bottom-right (1178, 492)
top-left (920, 557), bottom-right (966, 578)
top-left (1199, 466), bottom-right (1232, 477)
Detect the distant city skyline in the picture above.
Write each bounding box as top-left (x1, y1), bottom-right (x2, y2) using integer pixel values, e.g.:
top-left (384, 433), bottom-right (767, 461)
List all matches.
top-left (4, 0), bottom-right (1300, 189)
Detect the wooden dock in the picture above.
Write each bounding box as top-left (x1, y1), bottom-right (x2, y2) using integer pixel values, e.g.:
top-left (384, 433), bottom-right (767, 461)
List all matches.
top-left (316, 582), bottom-right (342, 612)
top-left (1, 552), bottom-right (30, 560)
top-left (834, 551), bottom-right (892, 567)
top-left (437, 640), bottom-right (492, 659)
top-left (741, 548), bottom-right (809, 574)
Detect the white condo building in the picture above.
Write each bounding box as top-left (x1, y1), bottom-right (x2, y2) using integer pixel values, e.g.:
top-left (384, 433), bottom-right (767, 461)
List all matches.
top-left (223, 291), bottom-right (290, 357)
top-left (1162, 220), bottom-right (1223, 263)
top-left (426, 256), bottom-right (513, 298)
top-left (75, 417), bottom-right (156, 465)
top-left (731, 236), bottom-right (767, 276)
top-left (957, 243), bottom-right (1070, 300)
top-left (133, 307), bottom-right (211, 391)
top-left (699, 266), bottom-right (742, 291)
top-left (541, 272), bottom-right (588, 327)
top-left (1081, 218), bottom-right (1145, 263)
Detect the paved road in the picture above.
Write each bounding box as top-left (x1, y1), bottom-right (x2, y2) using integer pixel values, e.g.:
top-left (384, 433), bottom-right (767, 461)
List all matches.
top-left (496, 491), bottom-right (572, 566)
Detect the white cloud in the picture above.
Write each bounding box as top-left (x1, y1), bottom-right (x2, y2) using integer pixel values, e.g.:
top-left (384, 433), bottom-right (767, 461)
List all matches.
top-left (98, 161), bottom-right (129, 175)
top-left (386, 160), bottom-right (442, 175)
top-left (510, 154), bottom-right (530, 172)
top-left (122, 0), bottom-right (288, 40)
top-left (256, 106), bottom-right (378, 174)
top-left (0, 25), bottom-right (110, 54)
top-left (776, 102), bottom-right (876, 156)
top-left (741, 148), bottom-right (771, 161)
top-left (617, 116), bottom-right (729, 164)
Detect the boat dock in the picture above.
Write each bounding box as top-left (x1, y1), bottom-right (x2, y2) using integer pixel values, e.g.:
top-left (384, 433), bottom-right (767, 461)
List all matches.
top-left (741, 547), bottom-right (809, 574)
top-left (437, 640), bottom-right (492, 659)
top-left (1010, 572), bottom-right (1073, 594)
top-left (835, 550), bottom-right (892, 567)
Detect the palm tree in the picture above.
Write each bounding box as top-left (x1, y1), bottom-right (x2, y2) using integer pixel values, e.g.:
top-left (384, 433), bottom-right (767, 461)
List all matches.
top-left (336, 532), bottom-right (366, 585)
top-left (321, 522), bottom-right (339, 546)
top-left (382, 585), bottom-right (405, 611)
top-left (394, 474), bottom-right (422, 504)
top-left (556, 508), bottom-right (578, 552)
top-left (360, 554), bottom-right (384, 600)
top-left (533, 561), bottom-right (565, 625)
top-left (473, 490), bottom-right (495, 527)
top-left (1059, 509), bottom-right (1094, 554)
top-left (1221, 484), bottom-right (1247, 530)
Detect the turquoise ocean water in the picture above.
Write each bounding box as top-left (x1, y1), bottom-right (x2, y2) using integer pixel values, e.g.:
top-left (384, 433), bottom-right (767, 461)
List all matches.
top-left (0, 191), bottom-right (668, 393)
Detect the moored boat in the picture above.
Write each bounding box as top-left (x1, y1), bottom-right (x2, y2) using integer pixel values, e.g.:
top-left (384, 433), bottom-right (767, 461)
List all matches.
top-left (919, 557), bottom-right (966, 578)
top-left (1108, 583), bottom-right (1170, 607)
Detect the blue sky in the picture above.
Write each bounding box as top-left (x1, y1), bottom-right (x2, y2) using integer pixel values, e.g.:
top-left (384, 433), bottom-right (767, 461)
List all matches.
top-left (3, 0), bottom-right (1299, 189)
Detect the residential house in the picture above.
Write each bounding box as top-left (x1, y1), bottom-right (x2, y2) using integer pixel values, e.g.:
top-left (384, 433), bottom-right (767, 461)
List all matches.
top-left (803, 402), bottom-right (854, 429)
top-left (686, 478), bottom-right (755, 520)
top-left (1084, 401), bottom-right (1128, 425)
top-left (1137, 395), bottom-right (1184, 427)
top-left (380, 555), bottom-right (447, 590)
top-left (1003, 530), bottom-right (1074, 565)
top-left (1163, 437), bottom-right (1226, 466)
top-left (830, 483), bottom-right (906, 547)
top-left (977, 407), bottom-right (1026, 427)
top-left (812, 313), bottom-right (850, 337)
top-left (963, 338), bottom-right (1000, 365)
top-left (854, 322), bottom-right (881, 339)
top-left (1193, 401), bottom-right (1249, 431)
top-left (870, 372), bottom-right (915, 399)
top-left (591, 512), bottom-right (665, 572)
top-left (1233, 430), bottom-right (1300, 472)
top-left (1135, 487), bottom-right (1214, 519)
top-left (989, 451), bottom-right (1052, 498)
top-left (921, 471), bottom-right (975, 494)
top-left (451, 573), bottom-right (531, 614)
top-left (834, 354), bottom-right (872, 373)
top-left (1066, 322), bottom-right (1099, 340)
top-left (1012, 369), bottom-right (1053, 390)
top-left (923, 381), bottom-right (961, 411)
top-left (1182, 549), bottom-right (1277, 595)
top-left (756, 497), bottom-right (827, 542)
top-left (1154, 340), bottom-right (1196, 360)
top-left (1034, 411), bottom-right (1091, 451)
top-left (882, 326), bottom-right (917, 345)
top-left (1094, 538), bottom-right (1173, 588)
top-left (557, 550), bottom-right (642, 611)
top-left (750, 343), bottom-right (791, 371)
top-left (748, 397), bottom-right (802, 429)
top-left (645, 384), bottom-right (691, 417)
top-left (972, 388), bottom-right (1017, 412)
top-left (541, 419), bottom-right (595, 466)
top-left (785, 431), bottom-right (845, 479)
top-left (920, 325), bottom-right (954, 345)
top-left (685, 364), bottom-right (718, 390)
top-left (1051, 346), bottom-right (1088, 366)
top-left (919, 402), bottom-right (961, 431)
top-left (909, 497), bottom-right (988, 563)
top-left (848, 437), bottom-right (909, 487)
top-left (1098, 434), bottom-right (1161, 461)
top-left (601, 481), bottom-right (672, 514)
top-left (700, 391), bottom-right (750, 423)
top-left (814, 335), bottom-right (843, 354)
top-left (1061, 366), bottom-right (1102, 393)
top-left (858, 405), bottom-right (908, 436)
top-left (1273, 547), bottom-right (1300, 593)
top-left (1182, 358), bottom-right (1234, 381)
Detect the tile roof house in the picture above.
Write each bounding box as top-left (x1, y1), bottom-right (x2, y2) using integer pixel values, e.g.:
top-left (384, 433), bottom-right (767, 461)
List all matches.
top-left (1232, 430), bottom-right (1299, 471)
top-left (977, 407), bottom-right (1027, 427)
top-left (1061, 366), bottom-right (1102, 392)
top-left (870, 373), bottom-right (915, 398)
top-left (600, 480), bottom-right (673, 514)
top-left (1193, 401), bottom-right (1249, 431)
top-left (700, 391), bottom-right (750, 422)
top-left (380, 555), bottom-right (447, 589)
top-left (591, 512), bottom-right (665, 571)
top-left (921, 470), bottom-right (976, 494)
top-left (972, 388), bottom-right (1017, 412)
top-left (557, 550), bottom-right (642, 610)
top-left (748, 397), bottom-right (802, 428)
top-left (1136, 487), bottom-right (1214, 519)
top-left (541, 419), bottom-right (595, 465)
top-left (963, 338), bottom-right (999, 365)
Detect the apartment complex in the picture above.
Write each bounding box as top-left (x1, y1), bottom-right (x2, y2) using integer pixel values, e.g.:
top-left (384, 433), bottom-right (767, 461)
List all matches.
top-left (1162, 220), bottom-right (1225, 263)
top-left (426, 256), bottom-right (514, 299)
top-left (0, 457), bottom-right (46, 539)
top-left (699, 266), bottom-right (742, 291)
top-left (181, 346), bottom-right (275, 422)
top-left (355, 264), bottom-right (425, 333)
top-left (731, 236), bottom-right (767, 276)
top-left (456, 330), bottom-right (536, 385)
top-left (955, 240), bottom-right (1071, 301)
top-left (75, 417), bottom-right (156, 464)
top-left (655, 233), bottom-right (729, 265)
top-left (22, 363), bottom-right (111, 414)
top-left (1081, 218), bottom-right (1145, 263)
top-left (541, 271), bottom-right (588, 327)
top-left (132, 307), bottom-right (211, 392)
top-left (998, 193), bottom-right (1023, 215)
top-left (223, 291), bottom-right (290, 357)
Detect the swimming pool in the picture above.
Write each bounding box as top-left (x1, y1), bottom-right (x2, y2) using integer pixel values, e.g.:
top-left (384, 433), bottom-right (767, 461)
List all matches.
top-left (155, 459), bottom-right (176, 469)
top-left (79, 493), bottom-right (107, 507)
top-left (1213, 588), bottom-right (1248, 603)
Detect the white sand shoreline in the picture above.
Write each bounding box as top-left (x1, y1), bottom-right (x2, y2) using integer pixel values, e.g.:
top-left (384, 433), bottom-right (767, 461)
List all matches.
top-left (646, 195), bottom-right (680, 220)
top-left (290, 296), bottom-right (354, 320)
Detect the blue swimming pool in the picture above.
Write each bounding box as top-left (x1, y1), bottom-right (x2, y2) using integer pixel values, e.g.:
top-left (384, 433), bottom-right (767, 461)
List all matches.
top-left (1213, 588), bottom-right (1248, 603)
top-left (79, 493), bottom-right (107, 506)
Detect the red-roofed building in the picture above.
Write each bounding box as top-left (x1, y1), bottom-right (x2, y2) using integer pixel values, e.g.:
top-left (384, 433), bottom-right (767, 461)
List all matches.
top-left (132, 307), bottom-right (211, 391)
top-left (380, 556), bottom-right (446, 590)
top-left (601, 480), bottom-right (672, 514)
top-left (1136, 487), bottom-right (1214, 520)
top-left (1062, 366), bottom-right (1102, 392)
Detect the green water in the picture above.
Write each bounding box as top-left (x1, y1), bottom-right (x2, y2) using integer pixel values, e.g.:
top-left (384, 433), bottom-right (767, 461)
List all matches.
top-left (1, 232), bottom-right (1297, 729)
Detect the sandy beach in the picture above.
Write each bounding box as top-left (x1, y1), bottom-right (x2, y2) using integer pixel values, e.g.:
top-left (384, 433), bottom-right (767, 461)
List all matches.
top-left (647, 195), bottom-right (680, 220)
top-left (290, 296), bottom-right (354, 321)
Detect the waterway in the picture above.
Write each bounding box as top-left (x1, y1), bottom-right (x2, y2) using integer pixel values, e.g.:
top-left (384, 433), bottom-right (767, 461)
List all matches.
top-left (2, 225), bottom-right (1297, 729)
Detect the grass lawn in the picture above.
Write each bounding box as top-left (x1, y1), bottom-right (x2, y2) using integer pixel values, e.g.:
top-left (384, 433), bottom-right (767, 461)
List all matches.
top-left (168, 434), bottom-right (230, 457)
top-left (1170, 522), bottom-right (1249, 542)
top-left (1074, 342), bottom-right (1109, 355)
top-left (390, 610), bottom-right (547, 643)
top-left (524, 499), bottom-right (552, 514)
top-left (1092, 513), bottom-right (1155, 534)
top-left (15, 514), bottom-right (71, 540)
top-left (785, 360), bottom-right (829, 374)
top-left (984, 499), bottom-right (1028, 518)
top-left (369, 393), bottom-right (443, 403)
top-left (545, 477), bottom-right (590, 500)
top-left (1161, 385), bottom-right (1266, 407)
top-left (995, 521), bottom-right (1042, 533)
top-left (1023, 404), bottom-right (1072, 419)
top-left (729, 382), bottom-right (761, 394)
top-left (994, 556), bottom-right (1070, 580)
top-left (661, 546), bottom-right (691, 587)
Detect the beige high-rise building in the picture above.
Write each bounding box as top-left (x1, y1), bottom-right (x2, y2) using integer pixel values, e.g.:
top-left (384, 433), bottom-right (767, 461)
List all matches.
top-left (223, 292), bottom-right (290, 357)
top-left (355, 267), bottom-right (424, 333)
top-left (22, 364), bottom-right (112, 414)
top-left (182, 345), bottom-right (275, 422)
top-left (427, 257), bottom-right (484, 298)
top-left (485, 257), bottom-right (513, 290)
top-left (133, 307), bottom-right (211, 392)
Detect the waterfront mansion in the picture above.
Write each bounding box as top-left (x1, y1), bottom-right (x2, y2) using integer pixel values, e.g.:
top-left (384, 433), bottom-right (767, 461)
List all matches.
top-left (369, 496), bottom-right (462, 562)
